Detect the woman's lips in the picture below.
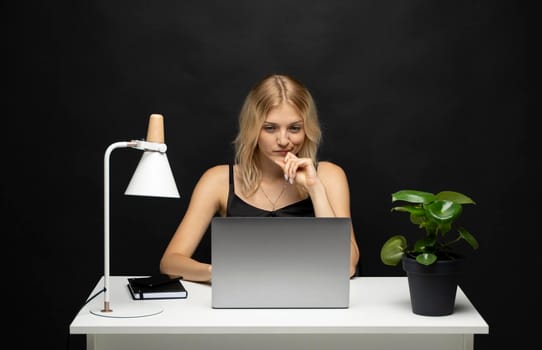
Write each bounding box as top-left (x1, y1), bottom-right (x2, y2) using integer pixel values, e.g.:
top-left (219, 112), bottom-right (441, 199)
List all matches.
top-left (273, 150), bottom-right (290, 156)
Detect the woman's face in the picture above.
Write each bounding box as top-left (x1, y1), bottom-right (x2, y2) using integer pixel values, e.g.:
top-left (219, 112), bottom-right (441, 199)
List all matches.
top-left (256, 103), bottom-right (305, 162)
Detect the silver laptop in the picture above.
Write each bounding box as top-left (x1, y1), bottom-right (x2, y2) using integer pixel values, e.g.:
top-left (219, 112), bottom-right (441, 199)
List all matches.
top-left (211, 217), bottom-right (351, 308)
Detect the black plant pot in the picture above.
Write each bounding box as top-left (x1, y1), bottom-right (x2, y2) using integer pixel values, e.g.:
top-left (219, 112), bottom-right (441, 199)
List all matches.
top-left (402, 255), bottom-right (463, 316)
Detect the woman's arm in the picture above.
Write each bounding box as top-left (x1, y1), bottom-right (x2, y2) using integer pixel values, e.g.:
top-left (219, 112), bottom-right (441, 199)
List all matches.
top-left (314, 162), bottom-right (360, 277)
top-left (278, 154), bottom-right (360, 277)
top-left (159, 165), bottom-right (228, 282)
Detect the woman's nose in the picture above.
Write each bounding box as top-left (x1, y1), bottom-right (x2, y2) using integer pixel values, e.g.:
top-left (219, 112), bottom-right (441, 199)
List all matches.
top-left (277, 131), bottom-right (289, 146)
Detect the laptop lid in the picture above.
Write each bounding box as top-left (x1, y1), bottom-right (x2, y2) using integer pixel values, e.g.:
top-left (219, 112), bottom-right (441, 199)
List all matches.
top-left (211, 217), bottom-right (351, 308)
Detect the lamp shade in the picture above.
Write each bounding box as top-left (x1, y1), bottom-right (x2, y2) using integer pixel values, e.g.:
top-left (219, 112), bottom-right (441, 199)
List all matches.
top-left (125, 151), bottom-right (180, 198)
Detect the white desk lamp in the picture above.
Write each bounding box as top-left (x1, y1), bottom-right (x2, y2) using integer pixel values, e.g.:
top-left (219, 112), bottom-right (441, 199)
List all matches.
top-left (91, 113), bottom-right (180, 318)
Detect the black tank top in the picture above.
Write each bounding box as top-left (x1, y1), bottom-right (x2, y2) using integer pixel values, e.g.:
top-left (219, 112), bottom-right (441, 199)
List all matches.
top-left (226, 164), bottom-right (315, 217)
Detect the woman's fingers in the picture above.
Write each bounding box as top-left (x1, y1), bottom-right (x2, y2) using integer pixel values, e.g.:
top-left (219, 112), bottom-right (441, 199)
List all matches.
top-left (283, 153), bottom-right (315, 185)
top-left (284, 153), bottom-right (297, 183)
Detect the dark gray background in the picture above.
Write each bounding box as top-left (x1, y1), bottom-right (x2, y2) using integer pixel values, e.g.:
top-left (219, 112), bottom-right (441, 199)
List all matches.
top-left (5, 1), bottom-right (531, 349)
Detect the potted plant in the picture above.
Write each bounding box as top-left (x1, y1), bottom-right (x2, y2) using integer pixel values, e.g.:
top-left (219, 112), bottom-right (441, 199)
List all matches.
top-left (380, 189), bottom-right (479, 316)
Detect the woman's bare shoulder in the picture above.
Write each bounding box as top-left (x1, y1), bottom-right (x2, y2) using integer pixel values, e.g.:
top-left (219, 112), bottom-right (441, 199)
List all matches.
top-left (199, 164), bottom-right (230, 184)
top-left (317, 161), bottom-right (346, 177)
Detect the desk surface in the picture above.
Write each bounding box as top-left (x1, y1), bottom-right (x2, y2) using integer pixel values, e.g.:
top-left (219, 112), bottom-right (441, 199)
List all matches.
top-left (70, 276), bottom-right (488, 335)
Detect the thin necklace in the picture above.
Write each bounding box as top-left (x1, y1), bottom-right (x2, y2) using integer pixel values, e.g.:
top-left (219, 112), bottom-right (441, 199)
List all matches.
top-left (260, 182), bottom-right (288, 211)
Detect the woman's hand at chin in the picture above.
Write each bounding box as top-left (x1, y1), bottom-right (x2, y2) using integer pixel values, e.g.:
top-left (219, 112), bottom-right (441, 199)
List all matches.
top-left (274, 152), bottom-right (319, 189)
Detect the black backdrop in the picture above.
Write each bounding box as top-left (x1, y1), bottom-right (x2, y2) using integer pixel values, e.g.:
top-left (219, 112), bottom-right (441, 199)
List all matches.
top-left (5, 1), bottom-right (531, 349)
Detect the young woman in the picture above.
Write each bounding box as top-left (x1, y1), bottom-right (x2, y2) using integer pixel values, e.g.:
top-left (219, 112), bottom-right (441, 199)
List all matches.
top-left (160, 74), bottom-right (359, 282)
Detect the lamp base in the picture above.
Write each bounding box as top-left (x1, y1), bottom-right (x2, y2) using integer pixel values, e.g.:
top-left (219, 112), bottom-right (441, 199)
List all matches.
top-left (90, 302), bottom-right (163, 318)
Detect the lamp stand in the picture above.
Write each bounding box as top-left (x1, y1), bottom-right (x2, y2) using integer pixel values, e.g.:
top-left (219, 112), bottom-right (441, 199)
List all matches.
top-left (90, 141), bottom-right (163, 318)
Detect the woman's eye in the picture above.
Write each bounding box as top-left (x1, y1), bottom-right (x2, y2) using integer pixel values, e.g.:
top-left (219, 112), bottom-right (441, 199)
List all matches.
top-left (289, 125), bottom-right (302, 132)
top-left (263, 125), bottom-right (276, 132)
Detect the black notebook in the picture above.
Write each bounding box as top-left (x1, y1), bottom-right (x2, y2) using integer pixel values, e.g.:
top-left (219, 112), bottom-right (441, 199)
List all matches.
top-left (127, 275), bottom-right (188, 300)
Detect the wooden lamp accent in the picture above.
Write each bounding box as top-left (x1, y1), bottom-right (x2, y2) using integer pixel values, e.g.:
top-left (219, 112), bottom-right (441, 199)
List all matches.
top-left (146, 114), bottom-right (165, 143)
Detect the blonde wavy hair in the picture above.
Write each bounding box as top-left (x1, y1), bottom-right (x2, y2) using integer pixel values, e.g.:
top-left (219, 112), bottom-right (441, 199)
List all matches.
top-left (233, 74), bottom-right (322, 196)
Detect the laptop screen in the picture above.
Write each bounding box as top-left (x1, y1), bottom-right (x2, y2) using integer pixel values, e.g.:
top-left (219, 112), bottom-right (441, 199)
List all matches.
top-left (211, 217), bottom-right (351, 308)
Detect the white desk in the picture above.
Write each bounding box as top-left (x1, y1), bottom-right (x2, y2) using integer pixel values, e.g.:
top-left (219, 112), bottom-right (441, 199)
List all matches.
top-left (70, 276), bottom-right (488, 350)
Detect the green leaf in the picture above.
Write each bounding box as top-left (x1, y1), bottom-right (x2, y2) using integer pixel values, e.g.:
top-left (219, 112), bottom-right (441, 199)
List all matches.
top-left (437, 222), bottom-right (452, 235)
top-left (380, 235), bottom-right (407, 266)
top-left (421, 219), bottom-right (437, 234)
top-left (426, 200), bottom-right (462, 224)
top-left (410, 213), bottom-right (425, 225)
top-left (458, 227), bottom-right (479, 249)
top-left (391, 205), bottom-right (425, 216)
top-left (416, 253), bottom-right (437, 265)
top-left (392, 190), bottom-right (435, 204)
top-left (413, 237), bottom-right (436, 252)
top-left (436, 191), bottom-right (476, 205)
